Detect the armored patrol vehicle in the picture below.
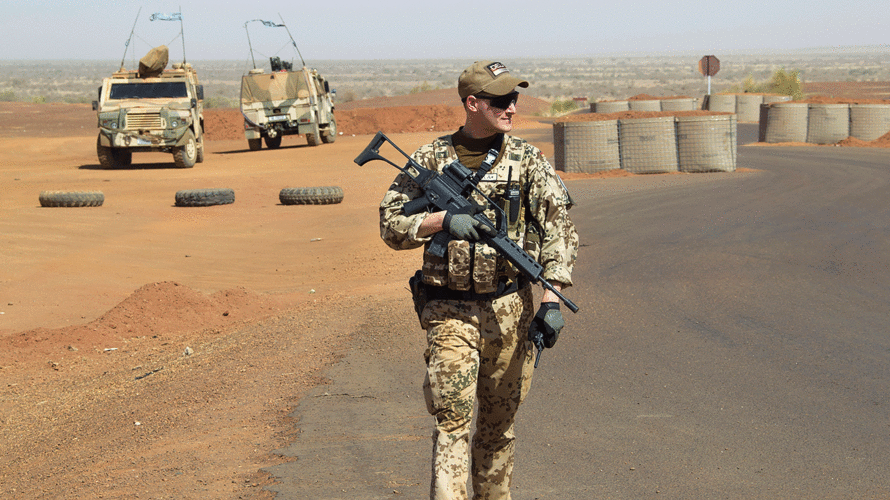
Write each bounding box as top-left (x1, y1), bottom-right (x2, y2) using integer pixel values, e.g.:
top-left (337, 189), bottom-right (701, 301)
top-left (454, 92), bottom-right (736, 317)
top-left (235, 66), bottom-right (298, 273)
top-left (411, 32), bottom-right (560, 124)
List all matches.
top-left (240, 18), bottom-right (336, 150)
top-left (93, 11), bottom-right (204, 169)
top-left (93, 45), bottom-right (204, 169)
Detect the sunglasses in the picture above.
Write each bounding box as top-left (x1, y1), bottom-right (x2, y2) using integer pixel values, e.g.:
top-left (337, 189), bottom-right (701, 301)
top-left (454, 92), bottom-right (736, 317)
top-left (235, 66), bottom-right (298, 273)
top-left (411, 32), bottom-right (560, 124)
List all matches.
top-left (479, 91), bottom-right (519, 110)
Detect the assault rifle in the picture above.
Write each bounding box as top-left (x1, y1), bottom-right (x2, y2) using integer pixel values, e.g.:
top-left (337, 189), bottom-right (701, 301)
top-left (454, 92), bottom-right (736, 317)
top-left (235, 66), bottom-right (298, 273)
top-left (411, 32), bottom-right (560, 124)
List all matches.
top-left (355, 131), bottom-right (579, 319)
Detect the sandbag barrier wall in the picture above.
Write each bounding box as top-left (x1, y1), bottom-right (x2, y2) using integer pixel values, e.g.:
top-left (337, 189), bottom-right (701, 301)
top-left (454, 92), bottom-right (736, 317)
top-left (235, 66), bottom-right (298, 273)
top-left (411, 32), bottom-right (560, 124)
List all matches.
top-left (554, 114), bottom-right (737, 174)
top-left (703, 94), bottom-right (792, 123)
top-left (759, 103), bottom-right (890, 144)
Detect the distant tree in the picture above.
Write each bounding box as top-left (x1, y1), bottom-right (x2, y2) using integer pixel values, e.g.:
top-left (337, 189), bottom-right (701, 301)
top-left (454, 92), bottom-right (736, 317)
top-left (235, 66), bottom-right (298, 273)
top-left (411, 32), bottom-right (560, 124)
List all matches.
top-left (0, 90), bottom-right (15, 102)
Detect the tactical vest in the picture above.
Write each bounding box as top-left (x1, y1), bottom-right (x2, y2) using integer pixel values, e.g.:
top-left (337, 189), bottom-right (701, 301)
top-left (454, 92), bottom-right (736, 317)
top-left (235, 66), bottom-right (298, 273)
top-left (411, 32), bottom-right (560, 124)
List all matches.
top-left (421, 135), bottom-right (542, 293)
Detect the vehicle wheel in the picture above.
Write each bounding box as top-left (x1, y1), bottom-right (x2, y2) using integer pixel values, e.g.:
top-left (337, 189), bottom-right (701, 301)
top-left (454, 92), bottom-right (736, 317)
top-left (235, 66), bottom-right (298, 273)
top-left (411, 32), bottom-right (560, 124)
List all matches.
top-left (321, 118), bottom-right (336, 144)
top-left (116, 149), bottom-right (133, 167)
top-left (247, 138), bottom-right (262, 151)
top-left (175, 188), bottom-right (235, 207)
top-left (265, 136), bottom-right (282, 149)
top-left (196, 140), bottom-right (205, 163)
top-left (96, 135), bottom-right (131, 169)
top-left (306, 125), bottom-right (320, 147)
top-left (173, 130), bottom-right (198, 168)
top-left (39, 191), bottom-right (104, 207)
top-left (279, 186), bottom-right (343, 205)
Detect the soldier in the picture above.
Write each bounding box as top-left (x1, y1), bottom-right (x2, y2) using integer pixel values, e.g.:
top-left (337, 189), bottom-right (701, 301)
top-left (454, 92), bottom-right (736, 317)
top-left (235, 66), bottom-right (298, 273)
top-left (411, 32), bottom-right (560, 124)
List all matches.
top-left (380, 60), bottom-right (579, 500)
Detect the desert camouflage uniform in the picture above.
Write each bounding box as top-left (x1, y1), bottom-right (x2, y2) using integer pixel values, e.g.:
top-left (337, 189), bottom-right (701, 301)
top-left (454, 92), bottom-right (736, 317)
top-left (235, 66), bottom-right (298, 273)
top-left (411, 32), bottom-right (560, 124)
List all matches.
top-left (380, 132), bottom-right (578, 500)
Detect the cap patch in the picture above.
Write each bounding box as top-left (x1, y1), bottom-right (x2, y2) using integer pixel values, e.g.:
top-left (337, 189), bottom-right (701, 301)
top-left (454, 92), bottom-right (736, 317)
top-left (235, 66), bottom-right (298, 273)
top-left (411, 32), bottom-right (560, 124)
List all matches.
top-left (487, 62), bottom-right (508, 77)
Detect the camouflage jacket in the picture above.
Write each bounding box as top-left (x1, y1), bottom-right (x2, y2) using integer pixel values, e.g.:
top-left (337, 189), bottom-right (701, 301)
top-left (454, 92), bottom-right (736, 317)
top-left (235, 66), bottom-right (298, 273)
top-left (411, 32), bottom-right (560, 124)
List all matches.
top-left (379, 133), bottom-right (578, 291)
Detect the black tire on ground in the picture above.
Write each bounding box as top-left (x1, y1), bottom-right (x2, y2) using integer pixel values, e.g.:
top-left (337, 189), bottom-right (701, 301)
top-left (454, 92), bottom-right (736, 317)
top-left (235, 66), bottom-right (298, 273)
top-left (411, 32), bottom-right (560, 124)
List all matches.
top-left (96, 135), bottom-right (132, 169)
top-left (321, 118), bottom-right (336, 144)
top-left (174, 188), bottom-right (235, 207)
top-left (279, 186), bottom-right (344, 205)
top-left (39, 191), bottom-right (104, 207)
top-left (265, 136), bottom-right (282, 149)
top-left (306, 131), bottom-right (320, 147)
top-left (196, 140), bottom-right (205, 163)
top-left (248, 138), bottom-right (262, 151)
top-left (173, 130), bottom-right (198, 168)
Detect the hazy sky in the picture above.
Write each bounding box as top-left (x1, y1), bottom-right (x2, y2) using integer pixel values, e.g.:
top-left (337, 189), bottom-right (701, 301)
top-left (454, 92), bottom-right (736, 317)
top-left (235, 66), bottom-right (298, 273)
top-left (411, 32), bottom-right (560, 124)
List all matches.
top-left (2, 0), bottom-right (888, 61)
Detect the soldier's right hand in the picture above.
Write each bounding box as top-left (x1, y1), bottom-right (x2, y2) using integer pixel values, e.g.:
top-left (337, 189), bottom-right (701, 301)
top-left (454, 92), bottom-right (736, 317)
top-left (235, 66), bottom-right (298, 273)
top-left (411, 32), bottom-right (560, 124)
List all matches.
top-left (443, 212), bottom-right (495, 241)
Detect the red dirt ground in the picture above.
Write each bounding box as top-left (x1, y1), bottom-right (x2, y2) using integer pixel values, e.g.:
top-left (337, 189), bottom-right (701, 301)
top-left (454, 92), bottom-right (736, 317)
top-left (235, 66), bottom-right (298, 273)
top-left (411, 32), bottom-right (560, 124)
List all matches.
top-left (0, 91), bottom-right (550, 499)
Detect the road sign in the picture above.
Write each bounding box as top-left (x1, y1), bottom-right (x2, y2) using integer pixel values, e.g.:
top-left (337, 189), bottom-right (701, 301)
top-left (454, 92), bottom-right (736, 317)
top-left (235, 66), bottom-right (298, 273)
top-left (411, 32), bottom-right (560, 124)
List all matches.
top-left (699, 55), bottom-right (720, 77)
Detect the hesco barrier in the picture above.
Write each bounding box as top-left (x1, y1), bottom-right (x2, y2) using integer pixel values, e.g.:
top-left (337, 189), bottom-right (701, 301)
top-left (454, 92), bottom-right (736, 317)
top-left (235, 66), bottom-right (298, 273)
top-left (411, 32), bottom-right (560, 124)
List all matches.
top-left (676, 115), bottom-right (737, 172)
top-left (850, 105), bottom-right (890, 141)
top-left (763, 95), bottom-right (792, 104)
top-left (553, 120), bottom-right (620, 173)
top-left (553, 114), bottom-right (738, 173)
top-left (807, 104), bottom-right (850, 144)
top-left (762, 102), bottom-right (809, 143)
top-left (593, 98), bottom-right (699, 113)
top-left (736, 94), bottom-right (764, 123)
top-left (660, 98), bottom-right (698, 111)
top-left (705, 94), bottom-right (791, 123)
top-left (592, 101), bottom-right (629, 113)
top-left (760, 102), bottom-right (890, 144)
top-left (618, 116), bottom-right (679, 174)
top-left (628, 100), bottom-right (662, 111)
top-left (707, 94), bottom-right (737, 113)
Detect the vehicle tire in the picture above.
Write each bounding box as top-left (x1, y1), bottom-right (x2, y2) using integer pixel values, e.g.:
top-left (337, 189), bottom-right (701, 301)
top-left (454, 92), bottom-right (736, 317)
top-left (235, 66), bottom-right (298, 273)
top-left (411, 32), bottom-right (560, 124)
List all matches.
top-left (39, 191), bottom-right (104, 208)
top-left (265, 135), bottom-right (282, 149)
top-left (305, 126), bottom-right (320, 147)
top-left (96, 135), bottom-right (131, 169)
top-left (174, 188), bottom-right (235, 207)
top-left (321, 118), bottom-right (337, 144)
top-left (196, 140), bottom-right (205, 163)
top-left (248, 138), bottom-right (262, 151)
top-left (279, 186), bottom-right (343, 205)
top-left (173, 130), bottom-right (198, 168)
top-left (116, 149), bottom-right (133, 167)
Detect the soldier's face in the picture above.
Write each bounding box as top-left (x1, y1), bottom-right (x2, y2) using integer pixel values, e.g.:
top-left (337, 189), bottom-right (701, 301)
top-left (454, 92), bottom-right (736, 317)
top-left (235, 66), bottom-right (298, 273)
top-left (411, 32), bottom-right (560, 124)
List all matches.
top-left (473, 94), bottom-right (517, 134)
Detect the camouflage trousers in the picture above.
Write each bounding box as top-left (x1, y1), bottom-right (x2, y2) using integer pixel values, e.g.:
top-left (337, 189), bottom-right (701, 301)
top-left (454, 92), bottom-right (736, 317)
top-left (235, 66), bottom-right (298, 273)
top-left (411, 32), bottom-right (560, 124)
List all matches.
top-left (420, 285), bottom-right (536, 500)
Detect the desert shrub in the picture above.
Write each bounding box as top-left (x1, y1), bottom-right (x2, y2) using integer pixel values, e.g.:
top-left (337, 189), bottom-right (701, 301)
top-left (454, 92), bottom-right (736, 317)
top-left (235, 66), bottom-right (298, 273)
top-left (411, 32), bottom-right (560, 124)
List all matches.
top-left (204, 96), bottom-right (237, 109)
top-left (32, 95), bottom-right (46, 104)
top-left (548, 99), bottom-right (579, 115)
top-left (409, 81), bottom-right (439, 94)
top-left (0, 90), bottom-right (15, 102)
top-left (769, 68), bottom-right (804, 100)
top-left (724, 68), bottom-right (804, 100)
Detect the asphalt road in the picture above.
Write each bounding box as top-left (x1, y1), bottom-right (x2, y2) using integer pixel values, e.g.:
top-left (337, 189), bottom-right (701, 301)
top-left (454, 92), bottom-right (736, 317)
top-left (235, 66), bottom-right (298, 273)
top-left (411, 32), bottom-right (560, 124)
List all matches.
top-left (265, 126), bottom-right (890, 499)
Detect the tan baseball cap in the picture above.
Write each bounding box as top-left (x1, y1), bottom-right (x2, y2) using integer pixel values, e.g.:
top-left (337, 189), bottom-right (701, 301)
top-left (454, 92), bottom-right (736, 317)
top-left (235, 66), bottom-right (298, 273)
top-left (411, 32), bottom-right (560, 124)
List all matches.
top-left (458, 61), bottom-right (529, 100)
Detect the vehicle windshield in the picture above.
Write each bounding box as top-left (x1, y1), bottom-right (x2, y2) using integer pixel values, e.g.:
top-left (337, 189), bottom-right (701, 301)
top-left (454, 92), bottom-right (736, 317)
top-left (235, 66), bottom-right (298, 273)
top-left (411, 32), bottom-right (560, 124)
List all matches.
top-left (109, 82), bottom-right (188, 100)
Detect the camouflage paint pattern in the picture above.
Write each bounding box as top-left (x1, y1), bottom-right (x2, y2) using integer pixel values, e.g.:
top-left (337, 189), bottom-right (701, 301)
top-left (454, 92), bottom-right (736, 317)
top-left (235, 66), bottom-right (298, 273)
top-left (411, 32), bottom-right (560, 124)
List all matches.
top-left (421, 285), bottom-right (535, 500)
top-left (95, 61), bottom-right (203, 151)
top-left (240, 66), bottom-right (335, 139)
top-left (448, 240), bottom-right (472, 291)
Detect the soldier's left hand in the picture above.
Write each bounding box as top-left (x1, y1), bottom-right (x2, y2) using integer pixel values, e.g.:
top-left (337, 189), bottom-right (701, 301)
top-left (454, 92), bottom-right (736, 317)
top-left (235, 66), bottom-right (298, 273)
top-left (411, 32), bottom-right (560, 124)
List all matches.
top-left (529, 302), bottom-right (564, 348)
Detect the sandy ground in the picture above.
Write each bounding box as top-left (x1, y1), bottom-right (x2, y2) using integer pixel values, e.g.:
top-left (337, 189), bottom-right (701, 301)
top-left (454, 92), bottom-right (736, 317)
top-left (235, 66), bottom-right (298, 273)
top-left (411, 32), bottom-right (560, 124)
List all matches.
top-left (0, 94), bottom-right (556, 499)
top-left (0, 82), bottom-right (883, 498)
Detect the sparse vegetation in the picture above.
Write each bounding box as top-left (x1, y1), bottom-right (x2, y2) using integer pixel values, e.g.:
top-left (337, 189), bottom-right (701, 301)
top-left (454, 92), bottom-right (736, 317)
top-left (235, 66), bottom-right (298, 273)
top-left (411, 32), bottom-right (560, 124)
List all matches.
top-left (0, 50), bottom-right (886, 107)
top-left (409, 81), bottom-right (440, 94)
top-left (203, 96), bottom-right (237, 109)
top-left (546, 99), bottom-right (580, 116)
top-left (724, 68), bottom-right (805, 100)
